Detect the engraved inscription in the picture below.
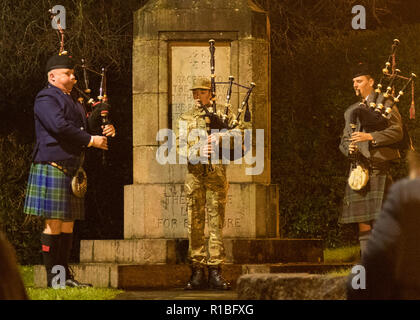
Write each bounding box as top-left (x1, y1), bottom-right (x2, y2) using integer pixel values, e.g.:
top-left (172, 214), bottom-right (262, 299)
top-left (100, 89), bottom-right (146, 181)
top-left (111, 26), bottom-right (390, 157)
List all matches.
top-left (171, 44), bottom-right (231, 129)
top-left (158, 185), bottom-right (242, 233)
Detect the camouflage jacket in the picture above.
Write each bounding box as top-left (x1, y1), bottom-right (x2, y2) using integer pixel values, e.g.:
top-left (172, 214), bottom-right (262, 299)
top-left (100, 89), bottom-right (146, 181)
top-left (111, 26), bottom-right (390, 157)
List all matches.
top-left (175, 103), bottom-right (251, 174)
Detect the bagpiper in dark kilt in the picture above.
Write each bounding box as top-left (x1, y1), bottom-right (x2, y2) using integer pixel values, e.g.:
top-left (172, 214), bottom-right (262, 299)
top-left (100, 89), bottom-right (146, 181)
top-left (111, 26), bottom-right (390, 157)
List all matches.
top-left (339, 86), bottom-right (403, 256)
top-left (339, 96), bottom-right (403, 223)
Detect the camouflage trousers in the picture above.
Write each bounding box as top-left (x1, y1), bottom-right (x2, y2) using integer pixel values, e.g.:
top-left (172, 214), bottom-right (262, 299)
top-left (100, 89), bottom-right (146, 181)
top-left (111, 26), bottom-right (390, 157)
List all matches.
top-left (185, 165), bottom-right (228, 266)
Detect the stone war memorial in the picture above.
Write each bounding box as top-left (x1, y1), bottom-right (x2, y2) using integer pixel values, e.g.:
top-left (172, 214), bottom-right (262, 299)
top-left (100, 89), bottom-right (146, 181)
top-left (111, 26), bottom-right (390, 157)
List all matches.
top-left (34, 0), bottom-right (336, 289)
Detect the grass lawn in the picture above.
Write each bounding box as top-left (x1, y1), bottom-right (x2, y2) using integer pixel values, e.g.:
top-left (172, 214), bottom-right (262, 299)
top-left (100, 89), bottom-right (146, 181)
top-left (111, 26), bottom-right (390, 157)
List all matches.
top-left (323, 245), bottom-right (360, 276)
top-left (327, 268), bottom-right (353, 276)
top-left (324, 245), bottom-right (360, 263)
top-left (20, 266), bottom-right (123, 300)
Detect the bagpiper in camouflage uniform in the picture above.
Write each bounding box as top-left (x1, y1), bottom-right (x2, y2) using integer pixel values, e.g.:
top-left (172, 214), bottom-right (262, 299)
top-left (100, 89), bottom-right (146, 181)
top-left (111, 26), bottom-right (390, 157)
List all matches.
top-left (175, 78), bottom-right (248, 290)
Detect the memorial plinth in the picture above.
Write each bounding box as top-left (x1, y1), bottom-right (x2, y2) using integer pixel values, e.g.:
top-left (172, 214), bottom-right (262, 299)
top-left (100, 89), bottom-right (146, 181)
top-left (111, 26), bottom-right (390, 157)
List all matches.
top-left (124, 183), bottom-right (279, 239)
top-left (128, 0), bottom-right (276, 240)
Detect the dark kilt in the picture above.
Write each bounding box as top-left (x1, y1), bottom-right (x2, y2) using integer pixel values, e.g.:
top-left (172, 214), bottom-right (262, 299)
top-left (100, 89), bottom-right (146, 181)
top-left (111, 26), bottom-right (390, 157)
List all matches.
top-left (23, 158), bottom-right (84, 221)
top-left (340, 164), bottom-right (392, 224)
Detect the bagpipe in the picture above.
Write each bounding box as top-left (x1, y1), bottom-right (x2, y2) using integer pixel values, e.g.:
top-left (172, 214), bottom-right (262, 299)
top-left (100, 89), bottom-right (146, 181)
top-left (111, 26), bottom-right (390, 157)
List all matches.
top-left (201, 39), bottom-right (254, 131)
top-left (73, 64), bottom-right (111, 137)
top-left (350, 39), bottom-right (416, 135)
top-left (198, 40), bottom-right (255, 170)
top-left (49, 8), bottom-right (113, 165)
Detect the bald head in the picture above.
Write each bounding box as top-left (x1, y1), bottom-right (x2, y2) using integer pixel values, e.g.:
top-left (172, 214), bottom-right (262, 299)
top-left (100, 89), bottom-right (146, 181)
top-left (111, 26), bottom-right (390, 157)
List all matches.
top-left (48, 68), bottom-right (76, 94)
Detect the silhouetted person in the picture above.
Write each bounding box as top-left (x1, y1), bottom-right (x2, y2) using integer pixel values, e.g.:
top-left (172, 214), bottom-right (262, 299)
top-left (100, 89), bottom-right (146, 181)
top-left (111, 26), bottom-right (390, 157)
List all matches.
top-left (0, 231), bottom-right (28, 300)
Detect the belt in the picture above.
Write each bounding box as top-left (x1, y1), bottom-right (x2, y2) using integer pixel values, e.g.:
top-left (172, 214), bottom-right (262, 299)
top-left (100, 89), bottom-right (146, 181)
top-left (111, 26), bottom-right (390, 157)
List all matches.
top-left (48, 161), bottom-right (69, 175)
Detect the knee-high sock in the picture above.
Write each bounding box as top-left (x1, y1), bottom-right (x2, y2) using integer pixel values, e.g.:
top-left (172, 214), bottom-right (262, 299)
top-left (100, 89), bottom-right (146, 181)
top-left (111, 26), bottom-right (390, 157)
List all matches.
top-left (359, 230), bottom-right (371, 260)
top-left (40, 233), bottom-right (61, 287)
top-left (58, 232), bottom-right (73, 280)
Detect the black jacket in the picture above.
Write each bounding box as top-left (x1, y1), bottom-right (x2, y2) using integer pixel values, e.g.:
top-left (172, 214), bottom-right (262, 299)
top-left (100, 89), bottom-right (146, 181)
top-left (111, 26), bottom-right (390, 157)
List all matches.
top-left (347, 177), bottom-right (420, 299)
top-left (32, 84), bottom-right (91, 162)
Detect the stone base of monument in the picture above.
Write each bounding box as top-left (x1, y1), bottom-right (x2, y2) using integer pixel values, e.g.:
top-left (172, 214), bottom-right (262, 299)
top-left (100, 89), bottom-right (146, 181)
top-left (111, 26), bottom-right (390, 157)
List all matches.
top-left (33, 238), bottom-right (353, 289)
top-left (124, 183), bottom-right (280, 239)
top-left (33, 262), bottom-right (353, 289)
top-left (78, 238), bottom-right (324, 264)
top-left (236, 273), bottom-right (348, 300)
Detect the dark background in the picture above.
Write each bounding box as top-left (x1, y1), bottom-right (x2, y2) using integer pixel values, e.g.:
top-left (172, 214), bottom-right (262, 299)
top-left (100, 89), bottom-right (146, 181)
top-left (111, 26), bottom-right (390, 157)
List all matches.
top-left (1, 0), bottom-right (420, 264)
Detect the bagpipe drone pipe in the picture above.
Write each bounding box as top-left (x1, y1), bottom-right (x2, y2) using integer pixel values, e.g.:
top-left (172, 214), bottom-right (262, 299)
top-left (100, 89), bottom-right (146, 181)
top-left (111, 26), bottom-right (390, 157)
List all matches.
top-left (199, 39), bottom-right (255, 168)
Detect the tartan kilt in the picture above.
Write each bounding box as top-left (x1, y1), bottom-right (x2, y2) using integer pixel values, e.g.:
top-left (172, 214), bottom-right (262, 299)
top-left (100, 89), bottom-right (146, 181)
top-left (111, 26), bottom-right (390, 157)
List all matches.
top-left (339, 166), bottom-right (391, 224)
top-left (23, 159), bottom-right (85, 221)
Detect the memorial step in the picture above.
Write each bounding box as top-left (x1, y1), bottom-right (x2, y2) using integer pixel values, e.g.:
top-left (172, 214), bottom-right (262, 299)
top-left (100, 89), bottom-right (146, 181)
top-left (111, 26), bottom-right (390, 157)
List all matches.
top-left (80, 238), bottom-right (324, 264)
top-left (237, 273), bottom-right (348, 300)
top-left (34, 262), bottom-right (353, 289)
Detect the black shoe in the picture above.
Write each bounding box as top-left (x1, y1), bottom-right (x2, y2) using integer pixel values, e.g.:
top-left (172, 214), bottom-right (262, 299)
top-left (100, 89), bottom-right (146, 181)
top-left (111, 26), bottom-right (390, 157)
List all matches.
top-left (65, 266), bottom-right (93, 288)
top-left (65, 278), bottom-right (93, 288)
top-left (208, 266), bottom-right (231, 290)
top-left (185, 266), bottom-right (207, 290)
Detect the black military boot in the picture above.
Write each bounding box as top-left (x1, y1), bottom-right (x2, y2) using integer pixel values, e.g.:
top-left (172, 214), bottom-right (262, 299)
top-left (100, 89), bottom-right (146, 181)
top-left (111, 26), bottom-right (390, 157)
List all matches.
top-left (185, 265), bottom-right (207, 290)
top-left (208, 265), bottom-right (231, 290)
